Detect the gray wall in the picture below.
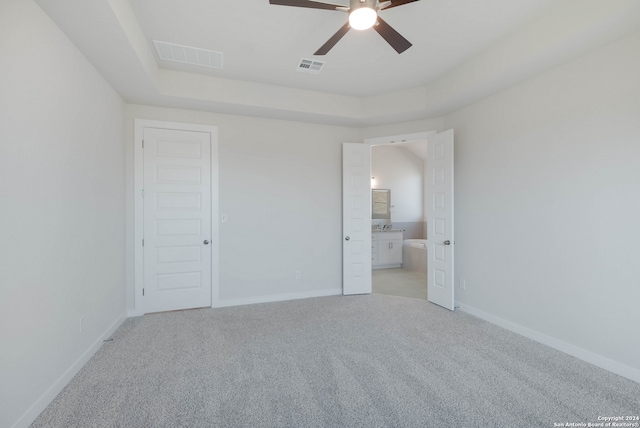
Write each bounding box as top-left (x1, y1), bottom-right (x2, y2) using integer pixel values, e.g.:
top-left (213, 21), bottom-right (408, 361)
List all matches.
top-left (371, 145), bottom-right (425, 238)
top-left (0, 1), bottom-right (127, 427)
top-left (445, 30), bottom-right (640, 374)
top-left (125, 105), bottom-right (362, 310)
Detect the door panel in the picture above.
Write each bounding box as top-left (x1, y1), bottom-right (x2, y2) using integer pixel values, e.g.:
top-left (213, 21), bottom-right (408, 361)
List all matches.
top-left (342, 143), bottom-right (372, 295)
top-left (143, 128), bottom-right (212, 313)
top-left (426, 130), bottom-right (455, 310)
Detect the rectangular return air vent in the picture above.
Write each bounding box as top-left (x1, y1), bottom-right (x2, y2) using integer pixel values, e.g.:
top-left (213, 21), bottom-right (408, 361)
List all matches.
top-left (296, 58), bottom-right (325, 75)
top-left (153, 40), bottom-right (223, 69)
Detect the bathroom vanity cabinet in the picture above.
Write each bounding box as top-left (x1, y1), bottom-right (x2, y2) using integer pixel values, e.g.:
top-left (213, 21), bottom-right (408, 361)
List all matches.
top-left (372, 230), bottom-right (403, 269)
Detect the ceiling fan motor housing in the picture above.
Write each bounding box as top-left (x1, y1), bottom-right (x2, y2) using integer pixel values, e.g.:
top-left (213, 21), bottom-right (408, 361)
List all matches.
top-left (351, 0), bottom-right (378, 12)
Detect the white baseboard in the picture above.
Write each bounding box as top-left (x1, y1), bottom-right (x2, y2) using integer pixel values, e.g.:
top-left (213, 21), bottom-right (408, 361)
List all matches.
top-left (12, 311), bottom-right (127, 428)
top-left (216, 288), bottom-right (342, 308)
top-left (456, 302), bottom-right (640, 384)
top-left (129, 289), bottom-right (343, 315)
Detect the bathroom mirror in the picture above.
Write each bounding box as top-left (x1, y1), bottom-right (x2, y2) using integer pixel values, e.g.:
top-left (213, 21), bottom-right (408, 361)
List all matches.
top-left (372, 189), bottom-right (391, 219)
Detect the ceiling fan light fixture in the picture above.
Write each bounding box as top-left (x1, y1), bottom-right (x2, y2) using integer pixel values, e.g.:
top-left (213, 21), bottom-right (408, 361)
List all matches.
top-left (349, 7), bottom-right (377, 30)
top-left (269, 0), bottom-right (417, 55)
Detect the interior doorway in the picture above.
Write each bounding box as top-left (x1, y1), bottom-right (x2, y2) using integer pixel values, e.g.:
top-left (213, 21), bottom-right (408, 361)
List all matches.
top-left (342, 130), bottom-right (455, 310)
top-left (368, 133), bottom-right (431, 301)
top-left (364, 130), bottom-right (455, 310)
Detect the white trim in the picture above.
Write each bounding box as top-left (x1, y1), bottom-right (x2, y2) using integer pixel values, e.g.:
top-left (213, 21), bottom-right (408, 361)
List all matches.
top-left (364, 131), bottom-right (436, 147)
top-left (457, 303), bottom-right (640, 384)
top-left (12, 312), bottom-right (127, 428)
top-left (216, 288), bottom-right (342, 309)
top-left (133, 119), bottom-right (220, 316)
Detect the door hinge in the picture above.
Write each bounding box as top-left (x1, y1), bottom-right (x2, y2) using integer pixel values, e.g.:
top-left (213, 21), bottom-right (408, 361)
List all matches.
top-left (142, 288), bottom-right (145, 296)
top-left (142, 239), bottom-right (144, 247)
top-left (142, 189), bottom-right (144, 198)
top-left (142, 140), bottom-right (144, 148)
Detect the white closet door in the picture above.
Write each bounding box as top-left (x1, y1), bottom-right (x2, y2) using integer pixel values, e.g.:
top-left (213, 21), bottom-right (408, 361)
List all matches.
top-left (143, 127), bottom-right (212, 313)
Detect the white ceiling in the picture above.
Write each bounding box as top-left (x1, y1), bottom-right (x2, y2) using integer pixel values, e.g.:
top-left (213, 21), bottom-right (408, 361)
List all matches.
top-left (130, 0), bottom-right (557, 97)
top-left (35, 0), bottom-right (640, 126)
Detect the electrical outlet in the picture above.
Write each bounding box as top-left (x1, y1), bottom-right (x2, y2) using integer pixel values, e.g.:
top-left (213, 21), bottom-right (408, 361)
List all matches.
top-left (459, 279), bottom-right (466, 290)
top-left (221, 214), bottom-right (228, 223)
top-left (295, 271), bottom-right (301, 280)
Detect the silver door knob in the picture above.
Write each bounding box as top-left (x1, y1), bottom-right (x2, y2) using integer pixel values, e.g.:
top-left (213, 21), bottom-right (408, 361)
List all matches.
top-left (345, 236), bottom-right (350, 241)
top-left (203, 240), bottom-right (210, 245)
top-left (444, 240), bottom-right (451, 245)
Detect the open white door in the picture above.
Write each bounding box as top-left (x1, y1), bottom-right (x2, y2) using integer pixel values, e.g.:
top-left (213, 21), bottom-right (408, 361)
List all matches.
top-left (426, 129), bottom-right (455, 310)
top-left (342, 143), bottom-right (372, 295)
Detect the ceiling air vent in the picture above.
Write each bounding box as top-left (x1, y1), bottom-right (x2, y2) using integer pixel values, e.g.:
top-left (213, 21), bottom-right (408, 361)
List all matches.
top-left (153, 40), bottom-right (223, 70)
top-left (296, 58), bottom-right (325, 75)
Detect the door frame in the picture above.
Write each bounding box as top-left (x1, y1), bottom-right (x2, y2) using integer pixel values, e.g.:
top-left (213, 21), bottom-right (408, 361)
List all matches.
top-left (346, 131), bottom-right (437, 295)
top-left (133, 119), bottom-right (220, 315)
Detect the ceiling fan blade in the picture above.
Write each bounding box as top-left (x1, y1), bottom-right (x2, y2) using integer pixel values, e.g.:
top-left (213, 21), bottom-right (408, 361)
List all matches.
top-left (380, 0), bottom-right (420, 10)
top-left (373, 16), bottom-right (412, 54)
top-left (269, 0), bottom-right (346, 10)
top-left (314, 22), bottom-right (351, 55)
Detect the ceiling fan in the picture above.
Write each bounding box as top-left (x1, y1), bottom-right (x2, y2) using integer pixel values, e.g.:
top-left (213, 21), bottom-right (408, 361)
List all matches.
top-left (269, 0), bottom-right (420, 55)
